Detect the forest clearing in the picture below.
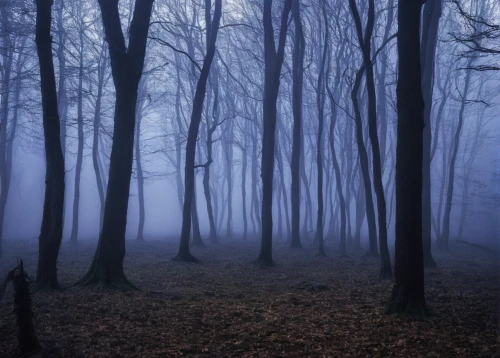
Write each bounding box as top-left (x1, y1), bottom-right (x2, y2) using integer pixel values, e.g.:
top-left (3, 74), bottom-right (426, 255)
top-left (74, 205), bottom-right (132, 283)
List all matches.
top-left (0, 239), bottom-right (498, 357)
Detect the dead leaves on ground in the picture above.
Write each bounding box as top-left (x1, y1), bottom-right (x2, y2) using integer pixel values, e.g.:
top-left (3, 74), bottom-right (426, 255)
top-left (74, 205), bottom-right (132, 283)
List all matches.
top-left (0, 240), bottom-right (498, 357)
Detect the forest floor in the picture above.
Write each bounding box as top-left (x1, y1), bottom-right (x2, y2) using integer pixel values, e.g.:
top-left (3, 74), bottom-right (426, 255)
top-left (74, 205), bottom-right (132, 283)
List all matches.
top-left (0, 237), bottom-right (498, 357)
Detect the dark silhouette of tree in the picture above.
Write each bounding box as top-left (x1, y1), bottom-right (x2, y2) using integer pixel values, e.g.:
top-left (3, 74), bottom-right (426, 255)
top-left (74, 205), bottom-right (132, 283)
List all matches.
top-left (290, 0), bottom-right (305, 249)
top-left (175, 0), bottom-right (222, 262)
top-left (386, 0), bottom-right (428, 316)
top-left (76, 0), bottom-right (154, 288)
top-left (421, 0), bottom-right (441, 267)
top-left (350, 0), bottom-right (392, 278)
top-left (254, 0), bottom-right (292, 267)
top-left (314, 1), bottom-right (329, 257)
top-left (34, 0), bottom-right (66, 291)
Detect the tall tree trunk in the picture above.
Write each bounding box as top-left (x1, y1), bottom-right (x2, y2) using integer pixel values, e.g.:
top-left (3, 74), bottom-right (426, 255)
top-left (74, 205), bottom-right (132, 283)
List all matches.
top-left (135, 78), bottom-right (147, 242)
top-left (314, 3), bottom-right (328, 257)
top-left (241, 144), bottom-right (248, 241)
top-left (92, 46), bottom-right (107, 232)
top-left (326, 40), bottom-right (347, 256)
top-left (276, 134), bottom-right (291, 241)
top-left (420, 0), bottom-right (441, 267)
top-left (0, 6), bottom-right (13, 259)
top-left (174, 55), bottom-right (185, 211)
top-left (350, 68), bottom-right (378, 257)
top-left (224, 121), bottom-right (234, 237)
top-left (69, 30), bottom-right (85, 245)
top-left (202, 73), bottom-right (218, 244)
top-left (251, 123), bottom-right (261, 235)
top-left (439, 65), bottom-right (473, 250)
top-left (191, 182), bottom-right (205, 247)
top-left (34, 0), bottom-right (66, 290)
top-left (77, 0), bottom-right (154, 288)
top-left (255, 0), bottom-right (292, 267)
top-left (350, 0), bottom-right (392, 278)
top-left (344, 121), bottom-right (355, 247)
top-left (386, 0), bottom-right (427, 316)
top-left (175, 0), bottom-right (222, 262)
top-left (290, 0), bottom-right (305, 249)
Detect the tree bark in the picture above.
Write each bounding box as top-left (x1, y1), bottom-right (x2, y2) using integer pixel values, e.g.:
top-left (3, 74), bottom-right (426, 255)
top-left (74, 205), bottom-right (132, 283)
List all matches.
top-left (313, 3), bottom-right (328, 257)
top-left (350, 66), bottom-right (378, 257)
top-left (420, 0), bottom-right (441, 268)
top-left (0, 5), bottom-right (13, 259)
top-left (69, 29), bottom-right (85, 244)
top-left (34, 0), bottom-right (66, 290)
top-left (350, 0), bottom-right (392, 278)
top-left (290, 0), bottom-right (305, 249)
top-left (255, 0), bottom-right (292, 267)
top-left (135, 77), bottom-right (147, 241)
top-left (386, 0), bottom-right (427, 316)
top-left (439, 64), bottom-right (473, 250)
top-left (175, 0), bottom-right (222, 262)
top-left (91, 46), bottom-right (107, 232)
top-left (76, 0), bottom-right (154, 288)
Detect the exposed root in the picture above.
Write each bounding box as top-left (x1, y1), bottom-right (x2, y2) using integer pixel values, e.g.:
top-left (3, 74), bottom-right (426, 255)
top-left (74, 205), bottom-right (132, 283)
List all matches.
top-left (72, 264), bottom-right (140, 292)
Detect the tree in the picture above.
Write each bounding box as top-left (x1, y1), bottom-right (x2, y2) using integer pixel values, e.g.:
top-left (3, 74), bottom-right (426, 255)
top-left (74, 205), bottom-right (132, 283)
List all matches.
top-left (254, 0), bottom-right (292, 267)
top-left (34, 0), bottom-right (66, 290)
top-left (289, 0), bottom-right (305, 249)
top-left (69, 1), bottom-right (89, 244)
top-left (420, 0), bottom-right (441, 267)
top-left (175, 0), bottom-right (222, 262)
top-left (386, 0), bottom-right (427, 316)
top-left (350, 0), bottom-right (392, 278)
top-left (314, 1), bottom-right (329, 257)
top-left (76, 0), bottom-right (154, 288)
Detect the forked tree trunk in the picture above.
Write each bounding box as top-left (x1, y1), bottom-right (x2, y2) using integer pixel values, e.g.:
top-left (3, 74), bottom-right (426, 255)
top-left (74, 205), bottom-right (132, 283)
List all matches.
top-left (76, 0), bottom-right (154, 288)
top-left (350, 0), bottom-right (392, 278)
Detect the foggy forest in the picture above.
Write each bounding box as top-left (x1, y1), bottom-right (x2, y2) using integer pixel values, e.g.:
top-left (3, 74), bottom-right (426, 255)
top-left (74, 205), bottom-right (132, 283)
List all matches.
top-left (0, 0), bottom-right (499, 356)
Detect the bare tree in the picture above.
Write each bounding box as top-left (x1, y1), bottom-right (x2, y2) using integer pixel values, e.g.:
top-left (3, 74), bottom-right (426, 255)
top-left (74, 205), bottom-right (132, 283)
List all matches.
top-left (76, 0), bottom-right (154, 288)
top-left (386, 0), bottom-right (427, 316)
top-left (34, 0), bottom-right (66, 290)
top-left (175, 0), bottom-right (222, 262)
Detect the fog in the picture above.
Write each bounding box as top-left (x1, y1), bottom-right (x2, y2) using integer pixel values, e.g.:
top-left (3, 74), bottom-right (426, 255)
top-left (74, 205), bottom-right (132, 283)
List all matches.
top-left (1, 0), bottom-right (500, 356)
